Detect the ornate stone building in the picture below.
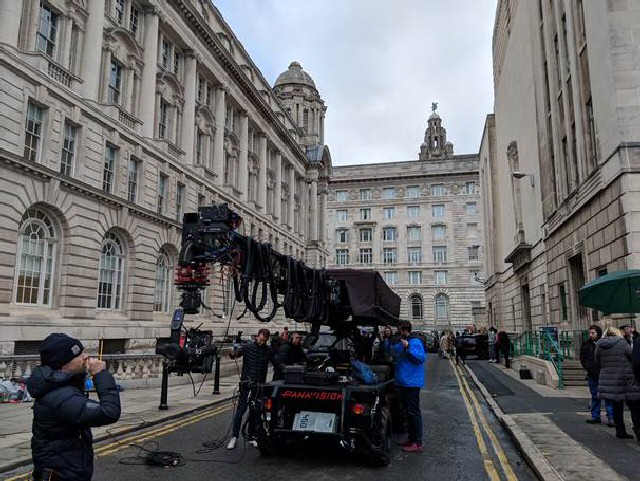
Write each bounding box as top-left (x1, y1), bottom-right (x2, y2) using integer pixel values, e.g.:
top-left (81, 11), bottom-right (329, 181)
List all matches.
top-left (0, 0), bottom-right (330, 355)
top-left (328, 110), bottom-right (485, 332)
top-left (480, 0), bottom-right (640, 333)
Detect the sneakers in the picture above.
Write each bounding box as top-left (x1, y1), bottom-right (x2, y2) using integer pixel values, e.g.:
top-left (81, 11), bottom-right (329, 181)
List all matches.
top-left (248, 439), bottom-right (258, 448)
top-left (227, 437), bottom-right (237, 450)
top-left (397, 439), bottom-right (413, 447)
top-left (586, 418), bottom-right (602, 424)
top-left (401, 442), bottom-right (423, 453)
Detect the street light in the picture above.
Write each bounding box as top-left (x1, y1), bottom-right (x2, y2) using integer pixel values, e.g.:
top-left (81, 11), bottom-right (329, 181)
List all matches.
top-left (512, 171), bottom-right (535, 187)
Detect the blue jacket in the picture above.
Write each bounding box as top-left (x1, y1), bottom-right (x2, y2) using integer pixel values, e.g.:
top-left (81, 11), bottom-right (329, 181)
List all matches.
top-left (392, 337), bottom-right (426, 387)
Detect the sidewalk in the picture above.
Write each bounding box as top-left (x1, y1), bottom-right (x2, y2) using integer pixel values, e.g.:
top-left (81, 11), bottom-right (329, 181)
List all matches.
top-left (0, 372), bottom-right (239, 474)
top-left (465, 359), bottom-right (640, 481)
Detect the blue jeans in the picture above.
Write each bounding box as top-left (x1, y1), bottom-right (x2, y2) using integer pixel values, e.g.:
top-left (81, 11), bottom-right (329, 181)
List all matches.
top-left (588, 377), bottom-right (613, 420)
top-left (400, 387), bottom-right (423, 444)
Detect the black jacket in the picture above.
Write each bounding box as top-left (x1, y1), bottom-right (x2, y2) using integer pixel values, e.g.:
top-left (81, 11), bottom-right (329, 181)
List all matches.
top-left (278, 342), bottom-right (306, 365)
top-left (235, 341), bottom-right (281, 384)
top-left (580, 339), bottom-right (599, 379)
top-left (26, 366), bottom-right (121, 481)
top-left (633, 340), bottom-right (640, 385)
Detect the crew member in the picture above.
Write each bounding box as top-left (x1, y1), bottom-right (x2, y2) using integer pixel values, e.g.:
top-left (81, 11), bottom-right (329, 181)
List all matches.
top-left (278, 331), bottom-right (306, 366)
top-left (27, 333), bottom-right (121, 481)
top-left (227, 328), bottom-right (281, 449)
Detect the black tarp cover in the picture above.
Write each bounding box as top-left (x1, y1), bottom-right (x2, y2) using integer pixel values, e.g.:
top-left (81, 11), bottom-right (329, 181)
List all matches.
top-left (327, 269), bottom-right (401, 326)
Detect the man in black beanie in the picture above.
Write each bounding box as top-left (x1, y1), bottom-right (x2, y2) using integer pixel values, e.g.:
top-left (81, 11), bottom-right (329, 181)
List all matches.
top-left (26, 333), bottom-right (121, 481)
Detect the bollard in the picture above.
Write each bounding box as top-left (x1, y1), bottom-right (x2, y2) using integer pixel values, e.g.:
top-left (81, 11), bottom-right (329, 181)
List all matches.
top-left (213, 355), bottom-right (221, 395)
top-left (159, 360), bottom-right (169, 410)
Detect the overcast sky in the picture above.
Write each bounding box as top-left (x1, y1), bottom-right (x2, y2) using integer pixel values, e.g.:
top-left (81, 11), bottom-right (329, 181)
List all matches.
top-left (213, 0), bottom-right (497, 166)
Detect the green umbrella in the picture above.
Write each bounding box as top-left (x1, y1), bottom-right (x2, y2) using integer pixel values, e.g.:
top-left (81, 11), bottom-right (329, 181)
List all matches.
top-left (578, 269), bottom-right (640, 314)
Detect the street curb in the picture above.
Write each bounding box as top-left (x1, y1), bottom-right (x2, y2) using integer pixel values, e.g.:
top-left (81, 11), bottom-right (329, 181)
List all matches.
top-left (464, 363), bottom-right (564, 481)
top-left (0, 393), bottom-right (235, 474)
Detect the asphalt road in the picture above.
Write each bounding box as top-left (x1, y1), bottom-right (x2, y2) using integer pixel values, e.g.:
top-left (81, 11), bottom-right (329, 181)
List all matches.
top-left (85, 356), bottom-right (536, 481)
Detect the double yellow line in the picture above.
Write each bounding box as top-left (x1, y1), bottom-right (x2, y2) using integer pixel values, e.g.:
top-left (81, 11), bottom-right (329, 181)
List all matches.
top-left (5, 403), bottom-right (231, 481)
top-left (452, 361), bottom-right (517, 481)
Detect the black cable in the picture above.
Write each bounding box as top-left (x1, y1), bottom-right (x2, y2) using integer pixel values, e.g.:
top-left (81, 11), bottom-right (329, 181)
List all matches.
top-left (118, 441), bottom-right (185, 467)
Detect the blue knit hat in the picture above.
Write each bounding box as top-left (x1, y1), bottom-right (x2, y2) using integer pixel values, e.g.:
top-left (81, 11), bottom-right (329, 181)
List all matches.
top-left (40, 333), bottom-right (84, 370)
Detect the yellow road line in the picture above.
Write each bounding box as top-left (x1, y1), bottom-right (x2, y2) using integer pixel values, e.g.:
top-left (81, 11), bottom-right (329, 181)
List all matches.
top-left (451, 359), bottom-right (501, 481)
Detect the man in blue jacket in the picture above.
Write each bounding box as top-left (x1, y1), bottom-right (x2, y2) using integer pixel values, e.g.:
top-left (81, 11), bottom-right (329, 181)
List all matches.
top-left (27, 333), bottom-right (121, 481)
top-left (392, 320), bottom-right (426, 453)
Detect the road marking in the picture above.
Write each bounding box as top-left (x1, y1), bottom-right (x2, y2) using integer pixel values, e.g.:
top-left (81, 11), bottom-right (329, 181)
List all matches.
top-left (4, 404), bottom-right (231, 481)
top-left (455, 362), bottom-right (518, 481)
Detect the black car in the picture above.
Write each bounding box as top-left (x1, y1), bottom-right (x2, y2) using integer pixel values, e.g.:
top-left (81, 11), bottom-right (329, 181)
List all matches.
top-left (456, 334), bottom-right (489, 359)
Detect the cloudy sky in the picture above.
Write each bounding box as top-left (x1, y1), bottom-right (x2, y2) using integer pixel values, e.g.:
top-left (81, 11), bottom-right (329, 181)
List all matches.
top-left (213, 0), bottom-right (497, 166)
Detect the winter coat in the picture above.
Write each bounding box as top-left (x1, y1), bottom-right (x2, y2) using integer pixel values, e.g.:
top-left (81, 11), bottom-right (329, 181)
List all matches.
top-left (595, 336), bottom-right (640, 402)
top-left (278, 342), bottom-right (306, 365)
top-left (632, 341), bottom-right (640, 385)
top-left (391, 337), bottom-right (426, 388)
top-left (235, 340), bottom-right (281, 384)
top-left (579, 339), bottom-right (599, 379)
top-left (26, 366), bottom-right (121, 481)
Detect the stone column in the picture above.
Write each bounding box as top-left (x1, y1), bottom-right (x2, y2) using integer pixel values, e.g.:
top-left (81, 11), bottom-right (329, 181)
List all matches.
top-left (100, 47), bottom-right (111, 102)
top-left (257, 134), bottom-right (267, 210)
top-left (0, 0), bottom-right (24, 47)
top-left (181, 51), bottom-right (197, 164)
top-left (80, 0), bottom-right (105, 100)
top-left (237, 112), bottom-right (249, 201)
top-left (288, 167), bottom-right (295, 230)
top-left (212, 86), bottom-right (226, 183)
top-left (140, 7), bottom-right (159, 137)
top-left (126, 66), bottom-right (135, 111)
top-left (274, 152), bottom-right (282, 222)
top-left (319, 179), bottom-right (327, 244)
top-left (60, 14), bottom-right (73, 69)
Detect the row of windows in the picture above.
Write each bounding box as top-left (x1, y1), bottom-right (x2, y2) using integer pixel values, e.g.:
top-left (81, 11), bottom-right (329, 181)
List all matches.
top-left (404, 293), bottom-right (451, 321)
top-left (335, 246), bottom-right (480, 265)
top-left (335, 202), bottom-right (477, 221)
top-left (334, 182), bottom-right (478, 202)
top-left (376, 270), bottom-right (481, 286)
top-left (335, 224), bottom-right (478, 243)
top-left (14, 208), bottom-right (174, 312)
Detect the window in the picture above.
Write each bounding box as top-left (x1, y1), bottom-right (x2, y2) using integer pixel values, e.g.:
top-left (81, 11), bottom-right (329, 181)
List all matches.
top-left (383, 187), bottom-right (395, 199)
top-left (173, 49), bottom-right (181, 76)
top-left (103, 144), bottom-right (117, 193)
top-left (127, 158), bottom-right (139, 203)
top-left (24, 102), bottom-right (44, 162)
top-left (467, 223), bottom-right (478, 238)
top-left (336, 228), bottom-right (348, 243)
top-left (559, 284), bottom-right (568, 320)
top-left (410, 295), bottom-right (423, 320)
top-left (470, 271), bottom-right (480, 283)
top-left (359, 228), bottom-right (372, 243)
top-left (407, 206), bottom-right (420, 218)
top-left (382, 227), bottom-right (396, 242)
top-left (108, 59), bottom-right (123, 104)
top-left (407, 185), bottom-right (420, 198)
top-left (432, 204), bottom-right (444, 218)
top-left (383, 207), bottom-right (395, 219)
top-left (407, 247), bottom-right (422, 265)
top-left (35, 3), bottom-right (58, 57)
top-left (359, 248), bottom-right (372, 265)
top-left (161, 38), bottom-right (170, 69)
top-left (431, 225), bottom-right (446, 240)
top-left (196, 130), bottom-right (203, 164)
top-left (468, 246), bottom-right (479, 261)
top-left (360, 208), bottom-right (371, 220)
top-left (158, 99), bottom-right (169, 139)
top-left (198, 194), bottom-right (206, 207)
top-left (336, 209), bottom-right (347, 222)
top-left (157, 173), bottom-right (167, 215)
top-left (97, 232), bottom-right (125, 309)
top-left (409, 271), bottom-right (422, 285)
top-left (336, 249), bottom-right (349, 266)
top-left (14, 209), bottom-right (56, 305)
top-left (360, 189), bottom-right (372, 201)
top-left (435, 270), bottom-right (448, 285)
top-left (384, 271), bottom-right (397, 285)
top-left (465, 181), bottom-right (477, 194)
top-left (115, 0), bottom-right (126, 24)
top-left (431, 184), bottom-right (445, 196)
top-left (435, 293), bottom-right (449, 320)
top-left (129, 3), bottom-right (140, 36)
top-left (153, 252), bottom-right (172, 312)
top-left (383, 248), bottom-right (397, 265)
top-left (336, 190), bottom-right (348, 202)
top-left (60, 122), bottom-right (77, 176)
top-left (175, 183), bottom-right (185, 221)
top-left (433, 246), bottom-right (447, 264)
top-left (466, 202), bottom-right (477, 215)
top-left (407, 226), bottom-right (421, 241)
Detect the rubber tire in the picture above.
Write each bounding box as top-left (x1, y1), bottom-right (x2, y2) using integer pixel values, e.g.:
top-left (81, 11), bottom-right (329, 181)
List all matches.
top-left (369, 407), bottom-right (392, 467)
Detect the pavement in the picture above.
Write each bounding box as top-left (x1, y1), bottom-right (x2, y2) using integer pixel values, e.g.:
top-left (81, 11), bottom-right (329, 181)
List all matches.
top-left (1, 359), bottom-right (639, 480)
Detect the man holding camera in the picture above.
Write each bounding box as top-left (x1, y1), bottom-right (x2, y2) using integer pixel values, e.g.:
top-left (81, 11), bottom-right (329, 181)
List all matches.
top-left (27, 333), bottom-right (121, 481)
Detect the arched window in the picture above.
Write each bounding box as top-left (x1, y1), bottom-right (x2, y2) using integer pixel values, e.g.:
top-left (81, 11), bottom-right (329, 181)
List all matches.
top-left (410, 294), bottom-right (423, 320)
top-left (154, 251), bottom-right (172, 312)
top-left (435, 293), bottom-right (449, 321)
top-left (14, 208), bottom-right (57, 305)
top-left (97, 232), bottom-right (125, 309)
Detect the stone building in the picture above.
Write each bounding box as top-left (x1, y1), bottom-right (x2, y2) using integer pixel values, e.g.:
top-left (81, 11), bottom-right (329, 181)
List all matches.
top-left (328, 110), bottom-right (485, 332)
top-left (480, 0), bottom-right (640, 333)
top-left (0, 0), bottom-right (330, 355)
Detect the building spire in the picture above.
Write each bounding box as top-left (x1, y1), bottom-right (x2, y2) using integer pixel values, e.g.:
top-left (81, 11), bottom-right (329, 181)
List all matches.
top-left (419, 103), bottom-right (454, 160)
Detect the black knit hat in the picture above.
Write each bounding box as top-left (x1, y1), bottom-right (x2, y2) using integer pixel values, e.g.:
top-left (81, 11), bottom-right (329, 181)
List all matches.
top-left (40, 333), bottom-right (85, 370)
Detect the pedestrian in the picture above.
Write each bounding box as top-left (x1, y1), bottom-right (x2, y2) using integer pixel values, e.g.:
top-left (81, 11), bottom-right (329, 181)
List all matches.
top-left (488, 327), bottom-right (497, 362)
top-left (226, 328), bottom-right (281, 449)
top-left (439, 331), bottom-right (449, 359)
top-left (447, 332), bottom-right (455, 359)
top-left (27, 333), bottom-right (121, 481)
top-left (594, 327), bottom-right (639, 440)
top-left (455, 332), bottom-right (467, 366)
top-left (580, 325), bottom-right (614, 426)
top-left (497, 331), bottom-right (510, 367)
top-left (630, 334), bottom-right (640, 444)
top-left (376, 325), bottom-right (394, 362)
top-left (392, 320), bottom-right (426, 453)
top-left (278, 331), bottom-right (306, 366)
top-left (619, 324), bottom-right (634, 347)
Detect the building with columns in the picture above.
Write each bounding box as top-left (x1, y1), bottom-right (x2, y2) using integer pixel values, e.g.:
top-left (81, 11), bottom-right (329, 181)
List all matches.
top-left (327, 111), bottom-right (485, 332)
top-left (480, 0), bottom-right (640, 334)
top-left (0, 0), bottom-right (330, 355)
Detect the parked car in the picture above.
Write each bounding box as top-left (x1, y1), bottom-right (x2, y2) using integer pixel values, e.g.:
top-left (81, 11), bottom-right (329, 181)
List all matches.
top-left (456, 334), bottom-right (489, 359)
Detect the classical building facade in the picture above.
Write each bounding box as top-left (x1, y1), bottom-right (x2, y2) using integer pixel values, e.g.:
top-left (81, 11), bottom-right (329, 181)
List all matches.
top-left (0, 0), bottom-right (331, 355)
top-left (480, 0), bottom-right (640, 333)
top-left (328, 111), bottom-right (485, 332)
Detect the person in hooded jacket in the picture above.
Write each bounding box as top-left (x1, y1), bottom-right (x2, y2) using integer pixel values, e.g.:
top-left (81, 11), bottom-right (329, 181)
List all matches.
top-left (580, 324), bottom-right (614, 426)
top-left (595, 327), bottom-right (640, 441)
top-left (27, 333), bottom-right (121, 481)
